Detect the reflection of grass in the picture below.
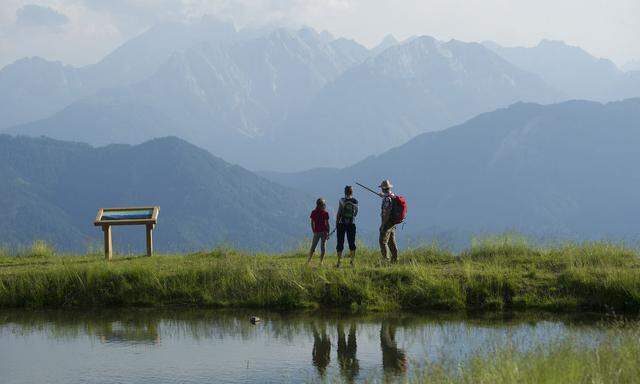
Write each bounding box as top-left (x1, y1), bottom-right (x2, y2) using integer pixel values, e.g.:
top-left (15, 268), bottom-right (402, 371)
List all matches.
top-left (412, 325), bottom-right (640, 384)
top-left (0, 236), bottom-right (639, 311)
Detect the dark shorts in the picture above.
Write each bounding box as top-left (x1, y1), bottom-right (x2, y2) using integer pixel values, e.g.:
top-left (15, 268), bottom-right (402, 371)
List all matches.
top-left (336, 223), bottom-right (357, 252)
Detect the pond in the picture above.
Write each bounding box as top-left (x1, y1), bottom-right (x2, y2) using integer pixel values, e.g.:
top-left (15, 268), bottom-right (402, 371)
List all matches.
top-left (0, 309), bottom-right (629, 383)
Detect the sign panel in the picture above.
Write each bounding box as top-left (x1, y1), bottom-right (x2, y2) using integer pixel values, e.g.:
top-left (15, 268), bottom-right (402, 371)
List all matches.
top-left (94, 206), bottom-right (160, 260)
top-left (101, 209), bottom-right (154, 221)
top-left (94, 207), bottom-right (159, 226)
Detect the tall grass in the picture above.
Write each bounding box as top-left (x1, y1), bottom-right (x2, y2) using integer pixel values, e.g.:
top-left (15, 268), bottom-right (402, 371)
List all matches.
top-left (412, 325), bottom-right (640, 384)
top-left (23, 240), bottom-right (56, 258)
top-left (0, 237), bottom-right (639, 311)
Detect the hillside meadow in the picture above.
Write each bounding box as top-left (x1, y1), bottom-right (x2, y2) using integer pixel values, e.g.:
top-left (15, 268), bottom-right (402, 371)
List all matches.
top-left (1, 237), bottom-right (639, 312)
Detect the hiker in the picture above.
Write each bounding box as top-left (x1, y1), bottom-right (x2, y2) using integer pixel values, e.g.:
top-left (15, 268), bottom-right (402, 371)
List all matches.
top-left (335, 185), bottom-right (358, 267)
top-left (355, 180), bottom-right (407, 263)
top-left (379, 180), bottom-right (399, 263)
top-left (308, 198), bottom-right (330, 265)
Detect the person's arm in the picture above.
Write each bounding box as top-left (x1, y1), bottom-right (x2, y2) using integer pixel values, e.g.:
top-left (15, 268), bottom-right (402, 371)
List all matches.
top-left (336, 200), bottom-right (343, 226)
top-left (325, 212), bottom-right (330, 234)
top-left (311, 217), bottom-right (316, 232)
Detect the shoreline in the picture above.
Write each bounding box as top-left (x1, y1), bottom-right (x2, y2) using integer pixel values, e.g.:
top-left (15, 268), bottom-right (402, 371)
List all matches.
top-left (1, 239), bottom-right (639, 313)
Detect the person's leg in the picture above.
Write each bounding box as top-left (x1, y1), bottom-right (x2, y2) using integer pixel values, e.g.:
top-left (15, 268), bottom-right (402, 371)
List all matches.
top-left (336, 224), bottom-right (345, 267)
top-left (379, 225), bottom-right (390, 261)
top-left (347, 224), bottom-right (357, 266)
top-left (388, 226), bottom-right (398, 263)
top-left (308, 233), bottom-right (320, 264)
top-left (319, 234), bottom-right (327, 265)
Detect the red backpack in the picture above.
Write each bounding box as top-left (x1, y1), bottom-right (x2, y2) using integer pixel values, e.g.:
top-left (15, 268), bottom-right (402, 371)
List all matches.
top-left (391, 195), bottom-right (407, 224)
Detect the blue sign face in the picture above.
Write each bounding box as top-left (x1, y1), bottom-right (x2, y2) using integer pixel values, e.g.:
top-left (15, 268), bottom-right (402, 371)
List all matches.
top-left (101, 209), bottom-right (154, 221)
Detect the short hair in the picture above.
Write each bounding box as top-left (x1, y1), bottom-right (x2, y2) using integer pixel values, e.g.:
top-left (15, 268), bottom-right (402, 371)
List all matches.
top-left (344, 185), bottom-right (353, 196)
top-left (316, 198), bottom-right (326, 208)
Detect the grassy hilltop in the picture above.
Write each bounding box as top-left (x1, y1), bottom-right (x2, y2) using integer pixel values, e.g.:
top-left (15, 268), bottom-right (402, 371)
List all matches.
top-left (1, 237), bottom-right (639, 312)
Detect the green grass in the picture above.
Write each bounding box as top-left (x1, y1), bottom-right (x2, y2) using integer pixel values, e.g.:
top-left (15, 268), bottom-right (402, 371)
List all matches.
top-left (1, 237), bottom-right (640, 311)
top-left (411, 325), bottom-right (640, 384)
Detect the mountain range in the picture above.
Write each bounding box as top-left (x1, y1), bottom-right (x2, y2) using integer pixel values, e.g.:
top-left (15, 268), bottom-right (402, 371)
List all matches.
top-left (484, 40), bottom-right (640, 101)
top-left (5, 18), bottom-right (638, 172)
top-left (269, 36), bottom-right (561, 170)
top-left (3, 98), bottom-right (640, 251)
top-left (0, 17), bottom-right (239, 131)
top-left (0, 135), bottom-right (309, 252)
top-left (4, 21), bottom-right (372, 169)
top-left (264, 98), bottom-right (640, 246)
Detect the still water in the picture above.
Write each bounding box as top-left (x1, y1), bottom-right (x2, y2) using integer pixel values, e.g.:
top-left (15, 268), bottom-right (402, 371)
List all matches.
top-left (0, 309), bottom-right (626, 383)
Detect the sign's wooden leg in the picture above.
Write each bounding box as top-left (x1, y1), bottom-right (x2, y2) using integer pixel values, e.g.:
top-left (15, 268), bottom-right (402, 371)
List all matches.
top-left (146, 224), bottom-right (153, 257)
top-left (103, 225), bottom-right (112, 261)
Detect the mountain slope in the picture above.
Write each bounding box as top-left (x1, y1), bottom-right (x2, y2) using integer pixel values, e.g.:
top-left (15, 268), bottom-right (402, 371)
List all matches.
top-left (485, 40), bottom-right (640, 100)
top-left (266, 36), bottom-right (562, 171)
top-left (0, 17), bottom-right (238, 130)
top-left (265, 98), bottom-right (640, 245)
top-left (0, 135), bottom-right (309, 252)
top-left (371, 34), bottom-right (399, 56)
top-left (623, 60), bottom-right (640, 72)
top-left (80, 17), bottom-right (238, 92)
top-left (0, 57), bottom-right (85, 129)
top-left (7, 27), bottom-right (370, 165)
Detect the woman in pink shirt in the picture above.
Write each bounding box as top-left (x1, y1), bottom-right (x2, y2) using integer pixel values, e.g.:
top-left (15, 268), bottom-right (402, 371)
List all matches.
top-left (307, 198), bottom-right (330, 265)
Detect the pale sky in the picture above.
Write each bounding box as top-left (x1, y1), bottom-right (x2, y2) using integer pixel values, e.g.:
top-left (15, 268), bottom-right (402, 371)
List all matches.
top-left (1, 0), bottom-right (639, 69)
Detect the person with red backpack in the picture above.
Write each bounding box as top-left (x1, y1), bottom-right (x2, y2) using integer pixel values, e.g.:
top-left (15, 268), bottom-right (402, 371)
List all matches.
top-left (378, 180), bottom-right (404, 263)
top-left (355, 180), bottom-right (407, 264)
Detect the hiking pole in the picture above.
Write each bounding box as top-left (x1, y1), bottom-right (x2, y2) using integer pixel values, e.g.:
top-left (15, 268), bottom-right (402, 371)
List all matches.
top-left (356, 182), bottom-right (382, 197)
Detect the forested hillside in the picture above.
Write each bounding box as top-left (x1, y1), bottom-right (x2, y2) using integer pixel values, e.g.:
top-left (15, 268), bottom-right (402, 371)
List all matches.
top-left (0, 135), bottom-right (309, 252)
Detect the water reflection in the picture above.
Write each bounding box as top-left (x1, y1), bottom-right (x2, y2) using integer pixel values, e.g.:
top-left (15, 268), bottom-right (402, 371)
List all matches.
top-left (98, 319), bottom-right (160, 345)
top-left (0, 309), bottom-right (622, 384)
top-left (337, 322), bottom-right (359, 383)
top-left (311, 322), bottom-right (331, 377)
top-left (380, 321), bottom-right (408, 379)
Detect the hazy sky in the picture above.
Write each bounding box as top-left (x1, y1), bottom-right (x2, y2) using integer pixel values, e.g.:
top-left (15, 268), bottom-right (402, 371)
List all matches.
top-left (1, 0), bottom-right (639, 69)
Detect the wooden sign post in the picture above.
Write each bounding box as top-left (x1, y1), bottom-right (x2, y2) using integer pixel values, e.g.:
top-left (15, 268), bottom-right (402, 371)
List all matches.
top-left (94, 207), bottom-right (160, 261)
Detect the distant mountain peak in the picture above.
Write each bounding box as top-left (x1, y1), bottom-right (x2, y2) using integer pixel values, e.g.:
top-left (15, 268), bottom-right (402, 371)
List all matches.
top-left (319, 30), bottom-right (335, 43)
top-left (535, 39), bottom-right (605, 61)
top-left (481, 40), bottom-right (502, 51)
top-left (537, 39), bottom-right (568, 47)
top-left (381, 34), bottom-right (399, 44)
top-left (372, 34), bottom-right (399, 55)
top-left (296, 26), bottom-right (324, 42)
top-left (2, 56), bottom-right (69, 72)
top-left (623, 60), bottom-right (640, 72)
top-left (370, 35), bottom-right (483, 70)
top-left (411, 35), bottom-right (439, 45)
